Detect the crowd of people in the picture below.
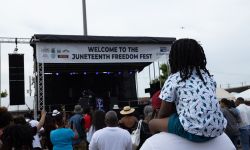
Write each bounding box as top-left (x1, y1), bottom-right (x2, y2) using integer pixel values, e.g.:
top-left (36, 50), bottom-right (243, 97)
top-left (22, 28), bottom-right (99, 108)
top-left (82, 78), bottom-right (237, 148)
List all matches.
top-left (1, 97), bottom-right (248, 150)
top-left (0, 103), bottom-right (152, 150)
top-left (1, 38), bottom-right (250, 150)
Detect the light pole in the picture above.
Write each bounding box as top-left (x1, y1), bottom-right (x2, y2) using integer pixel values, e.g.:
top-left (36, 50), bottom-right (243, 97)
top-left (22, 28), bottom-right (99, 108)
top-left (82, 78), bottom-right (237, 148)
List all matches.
top-left (0, 43), bottom-right (1, 106)
top-left (82, 0), bottom-right (88, 35)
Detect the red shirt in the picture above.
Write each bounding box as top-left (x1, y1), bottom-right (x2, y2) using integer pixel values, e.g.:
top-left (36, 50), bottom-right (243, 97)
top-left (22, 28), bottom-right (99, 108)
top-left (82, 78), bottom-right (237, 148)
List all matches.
top-left (84, 114), bottom-right (91, 130)
top-left (152, 90), bottom-right (162, 110)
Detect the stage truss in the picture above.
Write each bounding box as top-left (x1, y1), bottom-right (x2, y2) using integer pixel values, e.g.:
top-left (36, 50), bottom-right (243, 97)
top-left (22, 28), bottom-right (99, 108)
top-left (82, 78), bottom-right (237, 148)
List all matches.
top-left (37, 63), bottom-right (45, 110)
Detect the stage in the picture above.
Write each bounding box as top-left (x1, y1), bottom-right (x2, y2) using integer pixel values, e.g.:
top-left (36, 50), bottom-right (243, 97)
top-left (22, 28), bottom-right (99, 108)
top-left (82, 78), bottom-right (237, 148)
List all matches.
top-left (30, 34), bottom-right (175, 111)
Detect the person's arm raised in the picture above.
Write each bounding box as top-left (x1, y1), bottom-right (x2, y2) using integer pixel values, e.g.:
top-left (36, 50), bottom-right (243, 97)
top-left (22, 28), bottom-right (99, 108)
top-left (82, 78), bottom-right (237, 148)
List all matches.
top-left (37, 110), bottom-right (46, 131)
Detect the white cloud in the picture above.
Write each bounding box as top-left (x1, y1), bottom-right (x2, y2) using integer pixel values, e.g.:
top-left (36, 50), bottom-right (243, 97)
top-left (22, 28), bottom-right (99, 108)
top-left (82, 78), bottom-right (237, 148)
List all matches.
top-left (1, 0), bottom-right (250, 109)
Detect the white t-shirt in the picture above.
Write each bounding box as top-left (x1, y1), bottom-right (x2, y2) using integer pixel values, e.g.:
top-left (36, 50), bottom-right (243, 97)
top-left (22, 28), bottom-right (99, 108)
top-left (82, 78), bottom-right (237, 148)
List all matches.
top-left (237, 104), bottom-right (250, 128)
top-left (89, 127), bottom-right (132, 150)
top-left (28, 120), bottom-right (42, 148)
top-left (140, 132), bottom-right (236, 150)
top-left (87, 125), bottom-right (95, 143)
top-left (159, 70), bottom-right (227, 137)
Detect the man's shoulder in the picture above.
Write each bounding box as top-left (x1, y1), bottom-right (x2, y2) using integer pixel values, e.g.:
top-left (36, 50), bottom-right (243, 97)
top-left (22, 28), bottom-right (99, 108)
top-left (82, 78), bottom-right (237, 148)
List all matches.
top-left (70, 114), bottom-right (82, 120)
top-left (237, 104), bottom-right (250, 110)
top-left (95, 127), bottom-right (130, 135)
top-left (118, 127), bottom-right (131, 134)
top-left (91, 127), bottom-right (106, 139)
top-left (141, 132), bottom-right (236, 150)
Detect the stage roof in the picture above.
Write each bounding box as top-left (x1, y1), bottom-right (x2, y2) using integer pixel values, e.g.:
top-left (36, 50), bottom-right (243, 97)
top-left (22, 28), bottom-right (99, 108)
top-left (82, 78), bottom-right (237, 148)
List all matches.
top-left (30, 34), bottom-right (175, 45)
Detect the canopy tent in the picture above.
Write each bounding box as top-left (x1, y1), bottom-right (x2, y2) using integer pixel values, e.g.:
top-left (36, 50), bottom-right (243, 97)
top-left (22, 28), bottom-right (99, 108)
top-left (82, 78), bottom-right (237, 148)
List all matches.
top-left (235, 89), bottom-right (250, 100)
top-left (216, 88), bottom-right (235, 100)
top-left (230, 92), bottom-right (239, 97)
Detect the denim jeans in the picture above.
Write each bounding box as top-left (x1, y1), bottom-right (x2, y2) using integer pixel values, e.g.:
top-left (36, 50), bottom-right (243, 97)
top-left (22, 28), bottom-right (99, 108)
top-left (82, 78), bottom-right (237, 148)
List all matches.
top-left (239, 126), bottom-right (250, 150)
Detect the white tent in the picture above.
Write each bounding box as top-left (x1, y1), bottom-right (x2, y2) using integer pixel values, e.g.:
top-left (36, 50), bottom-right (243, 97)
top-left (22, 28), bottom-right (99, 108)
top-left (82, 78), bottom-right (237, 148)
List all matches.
top-left (235, 89), bottom-right (250, 100)
top-left (216, 88), bottom-right (235, 100)
top-left (230, 92), bottom-right (239, 96)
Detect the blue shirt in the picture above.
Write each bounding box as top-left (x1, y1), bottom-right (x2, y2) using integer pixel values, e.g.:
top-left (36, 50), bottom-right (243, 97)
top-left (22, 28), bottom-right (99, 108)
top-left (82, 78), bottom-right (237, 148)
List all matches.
top-left (69, 114), bottom-right (85, 144)
top-left (50, 128), bottom-right (74, 150)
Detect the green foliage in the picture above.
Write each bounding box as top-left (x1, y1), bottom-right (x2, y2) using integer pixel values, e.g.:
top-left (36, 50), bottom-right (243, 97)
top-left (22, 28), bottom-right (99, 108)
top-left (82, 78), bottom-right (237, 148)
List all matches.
top-left (159, 63), bottom-right (170, 85)
top-left (150, 63), bottom-right (170, 87)
top-left (0, 90), bottom-right (8, 98)
top-left (151, 78), bottom-right (160, 84)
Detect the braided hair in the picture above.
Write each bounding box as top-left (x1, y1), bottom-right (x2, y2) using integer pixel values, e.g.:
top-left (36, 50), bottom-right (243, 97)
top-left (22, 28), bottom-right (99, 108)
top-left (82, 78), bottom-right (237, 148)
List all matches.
top-left (169, 38), bottom-right (211, 84)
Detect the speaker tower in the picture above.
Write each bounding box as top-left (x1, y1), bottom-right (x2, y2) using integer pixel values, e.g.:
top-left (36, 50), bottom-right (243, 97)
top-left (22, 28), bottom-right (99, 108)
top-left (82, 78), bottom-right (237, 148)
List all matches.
top-left (9, 54), bottom-right (25, 105)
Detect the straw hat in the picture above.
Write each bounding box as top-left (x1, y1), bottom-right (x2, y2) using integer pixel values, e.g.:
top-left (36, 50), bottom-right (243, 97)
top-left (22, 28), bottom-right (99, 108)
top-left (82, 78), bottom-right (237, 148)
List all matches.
top-left (120, 106), bottom-right (135, 115)
top-left (52, 109), bottom-right (60, 116)
top-left (113, 104), bottom-right (119, 110)
top-left (74, 105), bottom-right (83, 114)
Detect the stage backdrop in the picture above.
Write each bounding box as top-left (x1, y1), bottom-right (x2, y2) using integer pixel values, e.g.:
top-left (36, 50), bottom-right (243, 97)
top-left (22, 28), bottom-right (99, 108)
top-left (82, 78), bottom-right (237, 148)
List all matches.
top-left (36, 43), bottom-right (170, 63)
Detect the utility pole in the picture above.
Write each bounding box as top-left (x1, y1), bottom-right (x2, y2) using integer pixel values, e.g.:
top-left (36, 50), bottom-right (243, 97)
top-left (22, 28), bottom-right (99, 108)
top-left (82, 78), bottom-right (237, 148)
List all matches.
top-left (82, 0), bottom-right (88, 35)
top-left (0, 43), bottom-right (2, 106)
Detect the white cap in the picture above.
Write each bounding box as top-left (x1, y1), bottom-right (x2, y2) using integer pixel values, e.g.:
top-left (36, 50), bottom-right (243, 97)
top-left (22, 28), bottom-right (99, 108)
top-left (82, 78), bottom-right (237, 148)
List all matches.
top-left (52, 109), bottom-right (60, 116)
top-left (113, 104), bottom-right (119, 110)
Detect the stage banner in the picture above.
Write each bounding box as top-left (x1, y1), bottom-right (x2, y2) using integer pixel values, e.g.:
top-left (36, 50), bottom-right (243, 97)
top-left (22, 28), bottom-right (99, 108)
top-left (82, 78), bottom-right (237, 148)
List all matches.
top-left (36, 43), bottom-right (170, 63)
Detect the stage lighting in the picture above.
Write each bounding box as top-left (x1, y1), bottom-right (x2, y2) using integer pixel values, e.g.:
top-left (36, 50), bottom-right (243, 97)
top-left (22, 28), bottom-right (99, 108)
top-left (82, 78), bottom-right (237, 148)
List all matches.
top-left (70, 72), bottom-right (78, 75)
top-left (55, 73), bottom-right (59, 76)
top-left (84, 72), bottom-right (87, 75)
top-left (118, 72), bottom-right (122, 75)
top-left (45, 73), bottom-right (52, 75)
top-left (96, 72), bottom-right (99, 75)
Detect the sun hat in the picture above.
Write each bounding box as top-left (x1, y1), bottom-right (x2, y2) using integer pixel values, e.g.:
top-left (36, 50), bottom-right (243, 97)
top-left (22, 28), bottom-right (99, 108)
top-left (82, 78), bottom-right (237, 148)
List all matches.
top-left (74, 105), bottom-right (83, 114)
top-left (52, 109), bottom-right (60, 116)
top-left (151, 90), bottom-right (162, 110)
top-left (113, 104), bottom-right (119, 110)
top-left (120, 106), bottom-right (135, 115)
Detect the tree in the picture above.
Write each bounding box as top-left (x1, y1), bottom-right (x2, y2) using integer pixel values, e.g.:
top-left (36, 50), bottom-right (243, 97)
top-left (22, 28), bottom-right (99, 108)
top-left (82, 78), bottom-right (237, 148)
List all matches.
top-left (159, 63), bottom-right (170, 85)
top-left (0, 90), bottom-right (8, 98)
top-left (151, 63), bottom-right (170, 88)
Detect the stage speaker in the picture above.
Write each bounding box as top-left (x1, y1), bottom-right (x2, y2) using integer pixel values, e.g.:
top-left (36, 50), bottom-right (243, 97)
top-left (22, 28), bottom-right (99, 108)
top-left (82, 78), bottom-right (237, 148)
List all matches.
top-left (9, 54), bottom-right (25, 105)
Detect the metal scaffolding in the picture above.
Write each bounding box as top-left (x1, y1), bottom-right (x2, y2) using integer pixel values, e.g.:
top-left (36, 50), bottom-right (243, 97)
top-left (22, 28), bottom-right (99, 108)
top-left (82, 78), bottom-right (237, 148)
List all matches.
top-left (37, 63), bottom-right (45, 110)
top-left (0, 37), bottom-right (30, 44)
